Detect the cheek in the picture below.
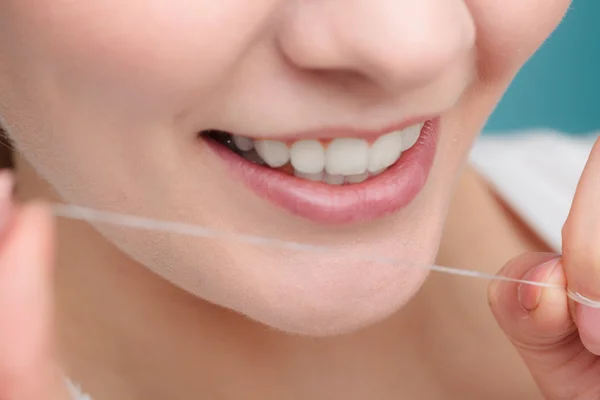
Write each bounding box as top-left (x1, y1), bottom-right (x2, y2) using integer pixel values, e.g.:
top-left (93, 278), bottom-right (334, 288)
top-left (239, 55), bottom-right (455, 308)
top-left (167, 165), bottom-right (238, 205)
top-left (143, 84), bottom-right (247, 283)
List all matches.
top-left (0, 1), bottom-right (274, 208)
top-left (1, 1), bottom-right (272, 114)
top-left (467, 0), bottom-right (571, 80)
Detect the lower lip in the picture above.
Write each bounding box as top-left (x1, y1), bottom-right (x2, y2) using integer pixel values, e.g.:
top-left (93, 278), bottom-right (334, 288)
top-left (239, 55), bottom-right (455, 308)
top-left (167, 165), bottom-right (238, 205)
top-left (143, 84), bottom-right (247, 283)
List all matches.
top-left (204, 119), bottom-right (440, 224)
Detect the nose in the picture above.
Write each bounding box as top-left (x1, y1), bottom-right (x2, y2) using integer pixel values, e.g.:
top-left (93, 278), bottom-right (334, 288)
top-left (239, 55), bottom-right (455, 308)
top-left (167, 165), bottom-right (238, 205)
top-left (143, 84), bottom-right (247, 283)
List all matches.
top-left (276, 0), bottom-right (476, 90)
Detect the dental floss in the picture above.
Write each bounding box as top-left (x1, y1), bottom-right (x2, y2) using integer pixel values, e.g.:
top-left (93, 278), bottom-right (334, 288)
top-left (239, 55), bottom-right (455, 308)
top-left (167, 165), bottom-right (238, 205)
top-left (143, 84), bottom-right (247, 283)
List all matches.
top-left (566, 290), bottom-right (600, 309)
top-left (51, 203), bottom-right (564, 290)
top-left (47, 202), bottom-right (597, 400)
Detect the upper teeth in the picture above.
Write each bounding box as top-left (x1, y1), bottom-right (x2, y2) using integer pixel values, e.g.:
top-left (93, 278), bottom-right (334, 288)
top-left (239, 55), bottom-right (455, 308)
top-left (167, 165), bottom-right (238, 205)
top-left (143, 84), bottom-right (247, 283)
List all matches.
top-left (231, 123), bottom-right (424, 181)
top-left (253, 140), bottom-right (289, 168)
top-left (232, 135), bottom-right (254, 152)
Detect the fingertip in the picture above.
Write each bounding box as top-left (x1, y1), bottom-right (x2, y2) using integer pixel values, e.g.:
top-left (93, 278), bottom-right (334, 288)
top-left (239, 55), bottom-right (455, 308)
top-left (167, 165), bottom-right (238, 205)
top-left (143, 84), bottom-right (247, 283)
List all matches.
top-left (0, 200), bottom-right (57, 399)
top-left (11, 200), bottom-right (56, 268)
top-left (517, 260), bottom-right (560, 312)
top-left (489, 253), bottom-right (561, 315)
top-left (528, 261), bottom-right (574, 334)
top-left (575, 302), bottom-right (600, 355)
top-left (490, 256), bottom-right (575, 346)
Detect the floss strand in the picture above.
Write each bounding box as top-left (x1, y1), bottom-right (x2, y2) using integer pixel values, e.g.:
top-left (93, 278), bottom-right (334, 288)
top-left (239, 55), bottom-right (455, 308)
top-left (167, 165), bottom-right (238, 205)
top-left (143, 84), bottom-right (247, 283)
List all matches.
top-left (51, 203), bottom-right (564, 290)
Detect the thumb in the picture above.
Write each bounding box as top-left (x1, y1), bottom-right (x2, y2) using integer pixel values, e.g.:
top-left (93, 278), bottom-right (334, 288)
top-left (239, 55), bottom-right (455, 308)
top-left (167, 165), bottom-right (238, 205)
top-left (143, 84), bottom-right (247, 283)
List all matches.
top-left (488, 252), bottom-right (600, 399)
top-left (0, 195), bottom-right (70, 399)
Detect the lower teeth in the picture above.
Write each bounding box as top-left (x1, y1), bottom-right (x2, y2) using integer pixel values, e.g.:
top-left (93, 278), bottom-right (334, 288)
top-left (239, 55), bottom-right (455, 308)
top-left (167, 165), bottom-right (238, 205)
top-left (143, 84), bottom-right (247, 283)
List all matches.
top-left (240, 149), bottom-right (265, 165)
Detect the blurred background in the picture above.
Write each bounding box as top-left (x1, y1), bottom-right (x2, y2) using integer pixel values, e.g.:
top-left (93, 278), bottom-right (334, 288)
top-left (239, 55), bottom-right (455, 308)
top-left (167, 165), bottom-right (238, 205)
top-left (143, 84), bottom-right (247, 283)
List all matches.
top-left (484, 0), bottom-right (599, 135)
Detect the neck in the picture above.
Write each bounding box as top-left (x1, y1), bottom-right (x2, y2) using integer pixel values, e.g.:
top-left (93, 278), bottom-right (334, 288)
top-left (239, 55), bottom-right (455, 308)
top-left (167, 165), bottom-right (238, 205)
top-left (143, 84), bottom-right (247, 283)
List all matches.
top-left (15, 159), bottom-right (544, 400)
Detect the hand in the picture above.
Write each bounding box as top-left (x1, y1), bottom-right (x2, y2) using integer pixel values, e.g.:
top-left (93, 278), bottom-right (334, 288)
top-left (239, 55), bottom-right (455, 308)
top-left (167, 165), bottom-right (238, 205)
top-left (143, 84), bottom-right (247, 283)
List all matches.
top-left (0, 171), bottom-right (70, 399)
top-left (489, 137), bottom-right (600, 399)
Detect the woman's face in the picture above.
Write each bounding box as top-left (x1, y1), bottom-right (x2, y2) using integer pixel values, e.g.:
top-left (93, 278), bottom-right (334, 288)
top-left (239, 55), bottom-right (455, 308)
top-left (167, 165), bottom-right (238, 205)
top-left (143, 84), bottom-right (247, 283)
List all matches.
top-left (0, 1), bottom-right (570, 335)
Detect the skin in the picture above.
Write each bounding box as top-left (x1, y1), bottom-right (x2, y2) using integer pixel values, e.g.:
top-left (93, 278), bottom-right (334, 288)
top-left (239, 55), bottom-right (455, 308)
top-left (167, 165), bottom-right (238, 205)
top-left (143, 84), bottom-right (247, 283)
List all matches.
top-left (3, 1), bottom-right (600, 399)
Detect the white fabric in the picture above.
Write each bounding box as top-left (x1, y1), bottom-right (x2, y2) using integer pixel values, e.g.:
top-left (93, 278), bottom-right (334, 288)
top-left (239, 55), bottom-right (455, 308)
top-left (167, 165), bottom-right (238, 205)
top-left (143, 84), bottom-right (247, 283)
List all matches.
top-left (65, 129), bottom-right (598, 399)
top-left (66, 377), bottom-right (93, 400)
top-left (470, 129), bottom-right (599, 251)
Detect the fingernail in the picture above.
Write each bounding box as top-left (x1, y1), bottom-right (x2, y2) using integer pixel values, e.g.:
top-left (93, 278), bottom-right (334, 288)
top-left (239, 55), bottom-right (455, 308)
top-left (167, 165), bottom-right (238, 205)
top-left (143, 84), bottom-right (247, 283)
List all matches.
top-left (518, 259), bottom-right (560, 312)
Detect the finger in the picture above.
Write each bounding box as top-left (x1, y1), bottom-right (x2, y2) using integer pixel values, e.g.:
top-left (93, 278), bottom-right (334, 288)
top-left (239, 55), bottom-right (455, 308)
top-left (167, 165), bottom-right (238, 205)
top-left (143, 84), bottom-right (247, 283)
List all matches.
top-left (489, 253), bottom-right (600, 399)
top-left (562, 137), bottom-right (600, 355)
top-left (0, 185), bottom-right (69, 398)
top-left (562, 137), bottom-right (600, 297)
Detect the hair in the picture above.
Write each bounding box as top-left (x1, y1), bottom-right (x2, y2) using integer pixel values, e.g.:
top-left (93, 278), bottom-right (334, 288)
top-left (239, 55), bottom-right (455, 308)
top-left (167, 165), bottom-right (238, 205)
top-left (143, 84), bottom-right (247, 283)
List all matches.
top-left (0, 126), bottom-right (14, 168)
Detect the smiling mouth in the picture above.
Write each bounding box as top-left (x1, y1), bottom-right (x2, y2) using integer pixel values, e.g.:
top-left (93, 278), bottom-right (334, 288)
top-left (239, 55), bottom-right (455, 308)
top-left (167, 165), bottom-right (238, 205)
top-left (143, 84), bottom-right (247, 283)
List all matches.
top-left (199, 118), bottom-right (439, 224)
top-left (201, 122), bottom-right (425, 185)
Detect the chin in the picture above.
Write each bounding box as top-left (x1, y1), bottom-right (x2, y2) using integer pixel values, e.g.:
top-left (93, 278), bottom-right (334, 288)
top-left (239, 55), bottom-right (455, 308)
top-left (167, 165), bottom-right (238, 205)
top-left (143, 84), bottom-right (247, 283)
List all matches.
top-left (244, 287), bottom-right (426, 337)
top-left (210, 249), bottom-right (433, 337)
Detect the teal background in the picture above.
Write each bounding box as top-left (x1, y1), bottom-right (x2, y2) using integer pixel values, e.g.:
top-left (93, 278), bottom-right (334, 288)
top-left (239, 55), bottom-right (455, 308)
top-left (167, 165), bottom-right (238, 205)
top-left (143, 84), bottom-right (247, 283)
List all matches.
top-left (484, 0), bottom-right (599, 134)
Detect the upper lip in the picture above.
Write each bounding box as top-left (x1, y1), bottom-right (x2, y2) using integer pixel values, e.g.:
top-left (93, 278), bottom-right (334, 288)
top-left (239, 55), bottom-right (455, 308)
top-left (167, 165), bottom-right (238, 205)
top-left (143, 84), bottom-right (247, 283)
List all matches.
top-left (216, 115), bottom-right (433, 141)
